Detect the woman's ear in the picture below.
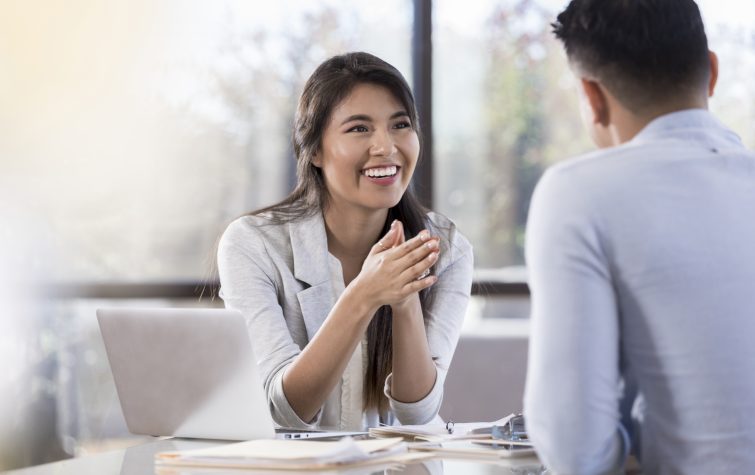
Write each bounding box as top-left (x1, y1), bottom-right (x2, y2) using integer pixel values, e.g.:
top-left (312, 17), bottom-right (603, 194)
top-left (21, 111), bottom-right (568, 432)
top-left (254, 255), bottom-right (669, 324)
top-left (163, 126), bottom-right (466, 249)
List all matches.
top-left (312, 152), bottom-right (322, 168)
top-left (580, 78), bottom-right (610, 127)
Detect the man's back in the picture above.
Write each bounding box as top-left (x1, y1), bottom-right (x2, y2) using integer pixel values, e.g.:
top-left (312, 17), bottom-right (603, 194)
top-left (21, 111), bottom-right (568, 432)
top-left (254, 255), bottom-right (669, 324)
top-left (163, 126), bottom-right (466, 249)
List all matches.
top-left (524, 110), bottom-right (755, 473)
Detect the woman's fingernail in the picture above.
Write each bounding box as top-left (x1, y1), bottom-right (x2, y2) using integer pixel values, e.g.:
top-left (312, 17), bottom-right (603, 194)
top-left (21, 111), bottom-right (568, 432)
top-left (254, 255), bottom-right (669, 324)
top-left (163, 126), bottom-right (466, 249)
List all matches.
top-left (391, 219), bottom-right (398, 228)
top-left (426, 240), bottom-right (438, 250)
top-left (419, 231), bottom-right (430, 241)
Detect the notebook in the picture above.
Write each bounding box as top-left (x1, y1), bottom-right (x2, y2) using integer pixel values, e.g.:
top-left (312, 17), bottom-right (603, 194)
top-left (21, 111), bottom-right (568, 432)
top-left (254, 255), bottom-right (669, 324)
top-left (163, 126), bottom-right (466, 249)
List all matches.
top-left (97, 307), bottom-right (364, 441)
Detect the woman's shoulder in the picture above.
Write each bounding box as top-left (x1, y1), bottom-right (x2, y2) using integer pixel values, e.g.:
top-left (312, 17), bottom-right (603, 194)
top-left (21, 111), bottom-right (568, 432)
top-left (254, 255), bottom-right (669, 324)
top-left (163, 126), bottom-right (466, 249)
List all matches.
top-left (219, 214), bottom-right (292, 254)
top-left (424, 211), bottom-right (469, 243)
top-left (424, 211), bottom-right (473, 260)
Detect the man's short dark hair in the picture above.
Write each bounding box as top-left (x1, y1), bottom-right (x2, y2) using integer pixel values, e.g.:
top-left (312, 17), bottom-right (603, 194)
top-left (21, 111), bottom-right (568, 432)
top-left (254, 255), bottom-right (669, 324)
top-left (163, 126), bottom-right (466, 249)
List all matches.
top-left (552, 0), bottom-right (710, 113)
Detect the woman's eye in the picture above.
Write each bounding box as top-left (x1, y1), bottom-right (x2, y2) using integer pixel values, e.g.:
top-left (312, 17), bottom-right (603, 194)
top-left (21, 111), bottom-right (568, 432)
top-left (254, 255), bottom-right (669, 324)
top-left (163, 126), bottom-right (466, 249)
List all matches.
top-left (393, 121), bottom-right (412, 129)
top-left (347, 125), bottom-right (369, 133)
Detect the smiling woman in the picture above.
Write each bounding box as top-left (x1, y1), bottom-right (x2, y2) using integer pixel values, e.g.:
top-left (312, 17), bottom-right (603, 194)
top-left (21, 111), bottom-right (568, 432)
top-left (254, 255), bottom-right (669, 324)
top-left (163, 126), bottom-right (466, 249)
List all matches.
top-left (217, 52), bottom-right (474, 430)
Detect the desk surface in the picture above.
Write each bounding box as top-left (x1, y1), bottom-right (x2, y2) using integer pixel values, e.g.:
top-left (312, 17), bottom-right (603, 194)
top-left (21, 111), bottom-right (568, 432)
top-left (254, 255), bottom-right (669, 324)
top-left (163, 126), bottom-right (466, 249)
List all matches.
top-left (4, 438), bottom-right (545, 475)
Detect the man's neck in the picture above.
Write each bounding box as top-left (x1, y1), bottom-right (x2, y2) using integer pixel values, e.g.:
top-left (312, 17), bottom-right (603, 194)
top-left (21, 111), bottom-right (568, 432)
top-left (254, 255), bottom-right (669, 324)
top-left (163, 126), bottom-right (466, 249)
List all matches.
top-left (608, 98), bottom-right (708, 147)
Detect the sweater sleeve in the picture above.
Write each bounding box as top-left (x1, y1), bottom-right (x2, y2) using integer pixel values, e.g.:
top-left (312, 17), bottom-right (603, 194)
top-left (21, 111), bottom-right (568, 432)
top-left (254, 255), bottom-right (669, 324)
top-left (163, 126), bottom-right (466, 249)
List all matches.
top-left (217, 218), bottom-right (322, 429)
top-left (523, 168), bottom-right (629, 473)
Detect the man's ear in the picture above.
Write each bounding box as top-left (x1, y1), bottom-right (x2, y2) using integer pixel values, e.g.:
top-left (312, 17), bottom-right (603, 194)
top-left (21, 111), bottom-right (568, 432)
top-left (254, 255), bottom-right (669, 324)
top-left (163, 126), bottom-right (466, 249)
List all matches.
top-left (580, 78), bottom-right (610, 127)
top-left (708, 50), bottom-right (719, 98)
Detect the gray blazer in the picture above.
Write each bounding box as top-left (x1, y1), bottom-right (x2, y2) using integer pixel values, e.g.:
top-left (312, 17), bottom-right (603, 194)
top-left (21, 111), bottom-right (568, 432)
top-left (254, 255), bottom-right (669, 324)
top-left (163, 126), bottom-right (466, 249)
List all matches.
top-left (217, 210), bottom-right (473, 429)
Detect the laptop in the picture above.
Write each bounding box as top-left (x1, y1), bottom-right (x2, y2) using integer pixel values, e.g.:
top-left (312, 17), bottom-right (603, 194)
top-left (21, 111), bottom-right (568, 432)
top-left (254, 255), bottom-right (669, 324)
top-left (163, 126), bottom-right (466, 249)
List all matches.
top-left (97, 307), bottom-right (365, 441)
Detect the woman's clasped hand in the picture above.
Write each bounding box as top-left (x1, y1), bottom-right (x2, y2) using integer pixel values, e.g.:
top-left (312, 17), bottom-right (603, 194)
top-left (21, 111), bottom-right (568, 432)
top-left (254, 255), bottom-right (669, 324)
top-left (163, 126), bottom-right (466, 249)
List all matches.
top-left (351, 220), bottom-right (439, 311)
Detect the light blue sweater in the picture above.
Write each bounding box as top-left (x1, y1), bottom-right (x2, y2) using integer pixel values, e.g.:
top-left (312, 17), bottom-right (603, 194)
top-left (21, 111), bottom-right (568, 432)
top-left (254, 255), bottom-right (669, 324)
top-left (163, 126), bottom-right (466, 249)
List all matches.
top-left (524, 110), bottom-right (755, 474)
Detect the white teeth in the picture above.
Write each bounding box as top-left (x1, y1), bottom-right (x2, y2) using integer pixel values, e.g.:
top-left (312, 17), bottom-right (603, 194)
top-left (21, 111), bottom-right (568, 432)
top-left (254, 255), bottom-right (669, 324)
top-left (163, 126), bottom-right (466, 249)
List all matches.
top-left (364, 166), bottom-right (397, 178)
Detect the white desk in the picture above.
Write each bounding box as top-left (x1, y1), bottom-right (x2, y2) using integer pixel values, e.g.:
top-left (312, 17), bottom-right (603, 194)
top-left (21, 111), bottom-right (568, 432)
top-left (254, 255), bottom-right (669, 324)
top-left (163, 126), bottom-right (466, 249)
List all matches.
top-left (3, 438), bottom-right (545, 475)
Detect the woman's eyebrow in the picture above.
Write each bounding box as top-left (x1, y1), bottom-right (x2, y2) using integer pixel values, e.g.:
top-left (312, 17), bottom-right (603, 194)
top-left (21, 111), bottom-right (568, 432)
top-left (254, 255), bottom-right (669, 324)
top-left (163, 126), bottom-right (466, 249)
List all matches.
top-left (339, 110), bottom-right (409, 126)
top-left (340, 114), bottom-right (372, 125)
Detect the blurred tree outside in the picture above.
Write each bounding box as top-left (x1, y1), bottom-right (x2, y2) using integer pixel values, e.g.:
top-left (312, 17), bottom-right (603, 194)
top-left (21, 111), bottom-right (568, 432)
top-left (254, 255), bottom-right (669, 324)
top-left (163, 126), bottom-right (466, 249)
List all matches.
top-left (479, 0), bottom-right (590, 267)
top-left (203, 6), bottom-right (355, 196)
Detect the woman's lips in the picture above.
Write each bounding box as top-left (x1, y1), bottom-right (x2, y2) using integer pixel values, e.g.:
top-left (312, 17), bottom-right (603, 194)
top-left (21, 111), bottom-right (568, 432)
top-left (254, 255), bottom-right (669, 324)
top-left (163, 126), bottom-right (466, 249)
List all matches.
top-left (364, 173), bottom-right (400, 185)
top-left (361, 165), bottom-right (400, 186)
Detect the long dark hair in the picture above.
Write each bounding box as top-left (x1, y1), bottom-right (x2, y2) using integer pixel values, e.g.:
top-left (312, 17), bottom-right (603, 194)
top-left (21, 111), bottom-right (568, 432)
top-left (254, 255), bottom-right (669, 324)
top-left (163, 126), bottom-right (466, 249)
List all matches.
top-left (252, 52), bottom-right (429, 412)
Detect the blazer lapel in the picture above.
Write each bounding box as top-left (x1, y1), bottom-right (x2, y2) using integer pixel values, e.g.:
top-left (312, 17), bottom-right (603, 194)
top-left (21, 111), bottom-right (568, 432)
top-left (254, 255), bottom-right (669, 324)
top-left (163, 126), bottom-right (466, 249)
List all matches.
top-left (290, 212), bottom-right (335, 341)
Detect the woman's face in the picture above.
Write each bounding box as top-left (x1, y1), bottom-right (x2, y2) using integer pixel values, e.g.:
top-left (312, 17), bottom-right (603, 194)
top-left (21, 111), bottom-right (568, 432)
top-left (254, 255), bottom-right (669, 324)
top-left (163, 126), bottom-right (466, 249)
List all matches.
top-left (314, 83), bottom-right (419, 214)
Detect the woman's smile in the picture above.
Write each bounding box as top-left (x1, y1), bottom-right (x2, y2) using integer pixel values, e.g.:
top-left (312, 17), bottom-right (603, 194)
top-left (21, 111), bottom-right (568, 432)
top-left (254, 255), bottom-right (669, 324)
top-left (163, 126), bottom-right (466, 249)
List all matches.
top-left (361, 165), bottom-right (401, 186)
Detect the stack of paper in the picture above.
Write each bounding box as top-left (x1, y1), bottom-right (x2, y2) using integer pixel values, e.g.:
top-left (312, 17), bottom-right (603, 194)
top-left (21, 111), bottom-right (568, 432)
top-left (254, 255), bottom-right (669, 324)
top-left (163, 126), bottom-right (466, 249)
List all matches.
top-left (369, 415), bottom-right (516, 442)
top-left (412, 439), bottom-right (536, 459)
top-left (155, 437), bottom-right (431, 471)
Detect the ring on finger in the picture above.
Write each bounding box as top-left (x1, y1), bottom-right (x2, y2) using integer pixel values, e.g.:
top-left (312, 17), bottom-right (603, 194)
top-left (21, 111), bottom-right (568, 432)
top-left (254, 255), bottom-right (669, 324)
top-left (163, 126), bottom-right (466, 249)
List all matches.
top-left (417, 268), bottom-right (431, 280)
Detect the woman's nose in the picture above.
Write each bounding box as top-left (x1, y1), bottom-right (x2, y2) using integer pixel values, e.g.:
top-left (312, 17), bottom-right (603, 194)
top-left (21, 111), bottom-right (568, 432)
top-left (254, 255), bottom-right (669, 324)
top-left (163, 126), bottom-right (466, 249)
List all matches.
top-left (369, 129), bottom-right (397, 156)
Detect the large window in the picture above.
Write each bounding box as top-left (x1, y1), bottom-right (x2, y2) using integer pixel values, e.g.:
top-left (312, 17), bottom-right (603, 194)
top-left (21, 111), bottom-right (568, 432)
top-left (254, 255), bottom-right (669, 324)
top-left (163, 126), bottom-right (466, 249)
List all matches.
top-left (3, 0), bottom-right (751, 286)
